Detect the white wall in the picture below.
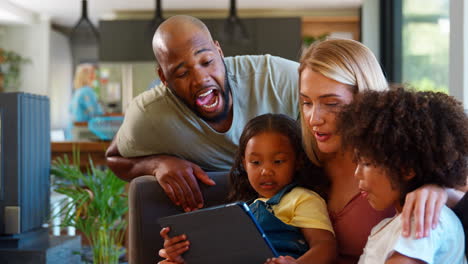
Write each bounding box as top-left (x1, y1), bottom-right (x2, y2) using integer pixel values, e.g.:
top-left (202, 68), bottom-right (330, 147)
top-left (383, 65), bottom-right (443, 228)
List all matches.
top-left (49, 30), bottom-right (73, 129)
top-left (1, 12), bottom-right (74, 129)
top-left (2, 16), bottom-right (51, 96)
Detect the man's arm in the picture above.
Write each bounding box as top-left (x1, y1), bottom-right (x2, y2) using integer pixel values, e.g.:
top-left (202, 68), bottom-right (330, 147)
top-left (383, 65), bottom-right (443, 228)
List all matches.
top-left (105, 138), bottom-right (215, 211)
top-left (105, 138), bottom-right (157, 181)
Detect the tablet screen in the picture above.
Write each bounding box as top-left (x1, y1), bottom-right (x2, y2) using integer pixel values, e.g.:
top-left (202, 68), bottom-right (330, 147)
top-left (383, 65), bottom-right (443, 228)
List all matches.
top-left (158, 202), bottom-right (278, 264)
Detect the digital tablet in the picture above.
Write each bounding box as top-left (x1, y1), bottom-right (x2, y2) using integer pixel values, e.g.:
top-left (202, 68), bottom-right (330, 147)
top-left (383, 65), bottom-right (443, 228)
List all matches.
top-left (158, 202), bottom-right (278, 264)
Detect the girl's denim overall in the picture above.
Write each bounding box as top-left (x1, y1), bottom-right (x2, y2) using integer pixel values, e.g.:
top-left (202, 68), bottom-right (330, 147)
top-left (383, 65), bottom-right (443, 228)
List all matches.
top-left (249, 183), bottom-right (309, 258)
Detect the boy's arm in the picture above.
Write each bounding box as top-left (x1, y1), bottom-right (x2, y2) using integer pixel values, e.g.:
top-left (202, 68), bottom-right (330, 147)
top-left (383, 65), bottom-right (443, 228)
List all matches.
top-left (385, 252), bottom-right (426, 264)
top-left (296, 228), bottom-right (336, 264)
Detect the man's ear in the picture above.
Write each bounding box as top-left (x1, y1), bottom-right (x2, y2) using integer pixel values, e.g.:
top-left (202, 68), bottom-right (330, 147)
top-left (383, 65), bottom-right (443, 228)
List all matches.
top-left (157, 67), bottom-right (167, 86)
top-left (213, 40), bottom-right (224, 58)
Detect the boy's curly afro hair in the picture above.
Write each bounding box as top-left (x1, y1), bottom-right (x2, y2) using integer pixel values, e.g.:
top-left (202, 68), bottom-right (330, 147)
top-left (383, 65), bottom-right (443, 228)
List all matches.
top-left (338, 87), bottom-right (468, 196)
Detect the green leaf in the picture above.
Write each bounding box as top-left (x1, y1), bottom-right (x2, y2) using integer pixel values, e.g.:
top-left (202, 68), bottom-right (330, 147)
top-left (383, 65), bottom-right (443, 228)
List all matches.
top-left (50, 149), bottom-right (128, 263)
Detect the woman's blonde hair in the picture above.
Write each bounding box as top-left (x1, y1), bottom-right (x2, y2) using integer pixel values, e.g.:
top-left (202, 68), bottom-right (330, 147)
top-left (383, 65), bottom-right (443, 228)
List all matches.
top-left (73, 63), bottom-right (96, 90)
top-left (298, 39), bottom-right (388, 166)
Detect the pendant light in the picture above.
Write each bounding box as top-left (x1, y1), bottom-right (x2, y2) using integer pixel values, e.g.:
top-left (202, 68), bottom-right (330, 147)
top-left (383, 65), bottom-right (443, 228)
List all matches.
top-left (221, 0), bottom-right (249, 44)
top-left (70, 0), bottom-right (99, 43)
top-left (149, 0), bottom-right (165, 36)
top-left (153, 0), bottom-right (164, 29)
top-left (70, 0), bottom-right (99, 66)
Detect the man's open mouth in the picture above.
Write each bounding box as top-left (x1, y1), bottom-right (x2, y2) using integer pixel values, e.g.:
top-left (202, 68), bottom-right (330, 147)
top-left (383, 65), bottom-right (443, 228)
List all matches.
top-left (196, 89), bottom-right (220, 110)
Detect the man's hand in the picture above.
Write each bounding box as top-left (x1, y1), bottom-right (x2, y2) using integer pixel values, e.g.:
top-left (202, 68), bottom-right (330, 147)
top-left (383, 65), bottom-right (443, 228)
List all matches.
top-left (154, 156), bottom-right (216, 211)
top-left (401, 184), bottom-right (447, 238)
top-left (105, 138), bottom-right (215, 210)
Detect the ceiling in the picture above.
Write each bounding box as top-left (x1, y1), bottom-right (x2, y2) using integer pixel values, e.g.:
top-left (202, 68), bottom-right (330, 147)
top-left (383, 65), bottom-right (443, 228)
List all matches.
top-left (7, 0), bottom-right (362, 27)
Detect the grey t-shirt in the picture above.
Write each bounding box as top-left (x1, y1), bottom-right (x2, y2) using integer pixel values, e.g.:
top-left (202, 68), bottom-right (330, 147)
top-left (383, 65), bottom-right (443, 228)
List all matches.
top-left (116, 54), bottom-right (299, 171)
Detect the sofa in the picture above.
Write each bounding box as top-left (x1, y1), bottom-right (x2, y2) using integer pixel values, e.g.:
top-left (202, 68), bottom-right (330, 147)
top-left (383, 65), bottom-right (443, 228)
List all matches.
top-left (453, 193), bottom-right (468, 257)
top-left (128, 172), bottom-right (230, 264)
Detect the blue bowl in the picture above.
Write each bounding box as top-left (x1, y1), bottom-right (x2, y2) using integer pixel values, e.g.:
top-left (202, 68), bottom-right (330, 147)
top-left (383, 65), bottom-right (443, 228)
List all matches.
top-left (88, 116), bottom-right (124, 140)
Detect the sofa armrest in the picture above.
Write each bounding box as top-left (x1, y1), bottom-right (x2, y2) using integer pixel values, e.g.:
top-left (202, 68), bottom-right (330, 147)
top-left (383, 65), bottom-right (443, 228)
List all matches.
top-left (453, 193), bottom-right (468, 257)
top-left (128, 172), bottom-right (230, 264)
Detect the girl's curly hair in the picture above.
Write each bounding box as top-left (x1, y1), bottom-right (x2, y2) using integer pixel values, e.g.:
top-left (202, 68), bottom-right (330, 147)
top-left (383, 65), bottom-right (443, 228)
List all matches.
top-left (338, 87), bottom-right (468, 201)
top-left (227, 114), bottom-right (327, 202)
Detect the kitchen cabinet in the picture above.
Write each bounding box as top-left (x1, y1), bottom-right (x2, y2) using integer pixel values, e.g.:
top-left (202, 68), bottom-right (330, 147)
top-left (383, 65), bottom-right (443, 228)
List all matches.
top-left (302, 16), bottom-right (360, 40)
top-left (99, 17), bottom-right (302, 62)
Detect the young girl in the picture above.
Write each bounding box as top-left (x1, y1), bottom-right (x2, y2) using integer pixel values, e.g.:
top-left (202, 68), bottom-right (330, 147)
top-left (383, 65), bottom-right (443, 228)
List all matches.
top-left (159, 113), bottom-right (336, 264)
top-left (338, 88), bottom-right (468, 264)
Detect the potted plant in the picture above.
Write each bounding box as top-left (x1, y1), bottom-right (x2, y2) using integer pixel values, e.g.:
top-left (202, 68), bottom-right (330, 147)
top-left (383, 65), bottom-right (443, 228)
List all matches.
top-left (51, 150), bottom-right (128, 264)
top-left (302, 33), bottom-right (329, 46)
top-left (0, 48), bottom-right (30, 92)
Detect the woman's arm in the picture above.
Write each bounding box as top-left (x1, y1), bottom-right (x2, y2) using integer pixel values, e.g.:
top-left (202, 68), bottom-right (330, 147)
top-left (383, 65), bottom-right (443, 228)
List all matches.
top-left (385, 252), bottom-right (425, 264)
top-left (401, 185), bottom-right (466, 238)
top-left (447, 188), bottom-right (466, 208)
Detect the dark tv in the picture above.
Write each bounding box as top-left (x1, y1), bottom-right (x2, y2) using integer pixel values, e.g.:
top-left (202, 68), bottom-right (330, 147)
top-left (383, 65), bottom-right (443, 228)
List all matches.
top-left (0, 92), bottom-right (50, 247)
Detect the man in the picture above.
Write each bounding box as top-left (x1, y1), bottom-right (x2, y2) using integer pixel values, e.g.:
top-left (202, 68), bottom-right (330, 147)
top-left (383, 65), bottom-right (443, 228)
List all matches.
top-left (105, 15), bottom-right (299, 211)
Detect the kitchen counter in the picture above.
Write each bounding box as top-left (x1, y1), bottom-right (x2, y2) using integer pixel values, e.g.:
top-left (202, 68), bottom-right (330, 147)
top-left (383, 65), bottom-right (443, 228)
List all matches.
top-left (51, 141), bottom-right (110, 170)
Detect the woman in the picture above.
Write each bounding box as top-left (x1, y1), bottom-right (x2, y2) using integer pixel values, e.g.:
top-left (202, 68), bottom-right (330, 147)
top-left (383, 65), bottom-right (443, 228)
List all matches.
top-left (70, 63), bottom-right (103, 122)
top-left (67, 63), bottom-right (104, 139)
top-left (297, 39), bottom-right (461, 264)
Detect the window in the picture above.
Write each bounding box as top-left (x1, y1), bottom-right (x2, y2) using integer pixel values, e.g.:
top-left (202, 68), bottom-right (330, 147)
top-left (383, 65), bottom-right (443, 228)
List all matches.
top-left (402, 0), bottom-right (450, 92)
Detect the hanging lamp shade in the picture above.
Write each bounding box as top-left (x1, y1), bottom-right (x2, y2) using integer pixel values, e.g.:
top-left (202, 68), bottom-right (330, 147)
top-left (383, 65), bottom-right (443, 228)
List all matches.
top-left (70, 0), bottom-right (99, 66)
top-left (151, 0), bottom-right (164, 33)
top-left (220, 0), bottom-right (249, 44)
top-left (146, 0), bottom-right (164, 55)
top-left (70, 0), bottom-right (99, 44)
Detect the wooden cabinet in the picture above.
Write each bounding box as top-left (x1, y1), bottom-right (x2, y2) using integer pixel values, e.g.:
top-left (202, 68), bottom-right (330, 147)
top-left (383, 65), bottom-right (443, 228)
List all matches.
top-left (302, 16), bottom-right (360, 41)
top-left (99, 17), bottom-right (303, 62)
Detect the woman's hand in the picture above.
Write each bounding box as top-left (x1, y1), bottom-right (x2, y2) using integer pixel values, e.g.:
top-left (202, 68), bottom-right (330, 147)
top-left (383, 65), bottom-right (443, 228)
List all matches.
top-left (401, 184), bottom-right (447, 238)
top-left (158, 227), bottom-right (189, 263)
top-left (264, 256), bottom-right (298, 264)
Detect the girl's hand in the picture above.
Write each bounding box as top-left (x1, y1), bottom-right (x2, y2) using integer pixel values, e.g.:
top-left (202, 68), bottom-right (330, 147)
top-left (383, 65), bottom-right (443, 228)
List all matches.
top-left (157, 260), bottom-right (179, 264)
top-left (401, 184), bottom-right (447, 238)
top-left (264, 256), bottom-right (297, 264)
top-left (159, 227), bottom-right (189, 263)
